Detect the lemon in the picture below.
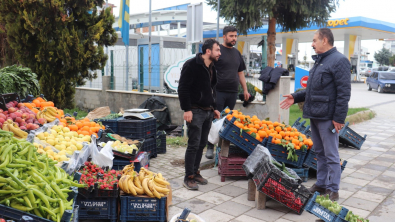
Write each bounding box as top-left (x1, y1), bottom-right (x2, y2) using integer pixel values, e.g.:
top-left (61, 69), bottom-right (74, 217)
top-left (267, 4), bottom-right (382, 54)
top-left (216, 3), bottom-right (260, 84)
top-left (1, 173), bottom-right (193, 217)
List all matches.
top-left (44, 146), bottom-right (52, 151)
top-left (44, 132), bottom-right (49, 137)
top-left (37, 133), bottom-right (46, 140)
top-left (63, 127), bottom-right (70, 133)
top-left (76, 143), bottom-right (83, 150)
top-left (60, 144), bottom-right (67, 150)
top-left (46, 139), bottom-right (55, 146)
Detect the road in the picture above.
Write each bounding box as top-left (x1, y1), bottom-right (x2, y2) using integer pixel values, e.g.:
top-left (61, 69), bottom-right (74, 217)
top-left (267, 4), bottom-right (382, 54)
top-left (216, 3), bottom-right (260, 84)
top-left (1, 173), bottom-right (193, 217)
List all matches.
top-left (289, 80), bottom-right (395, 120)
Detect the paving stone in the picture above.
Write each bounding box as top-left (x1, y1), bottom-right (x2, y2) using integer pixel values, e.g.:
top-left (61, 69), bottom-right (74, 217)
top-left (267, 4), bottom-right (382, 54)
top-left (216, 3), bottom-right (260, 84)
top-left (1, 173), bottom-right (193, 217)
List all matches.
top-left (245, 208), bottom-right (285, 222)
top-left (356, 168), bottom-right (383, 176)
top-left (369, 160), bottom-right (393, 167)
top-left (168, 177), bottom-right (184, 190)
top-left (376, 175), bottom-right (395, 184)
top-left (363, 163), bottom-right (388, 172)
top-left (280, 211), bottom-right (320, 222)
top-left (385, 150), bottom-right (395, 155)
top-left (339, 182), bottom-right (364, 192)
top-left (344, 162), bottom-right (364, 170)
top-left (207, 175), bottom-right (236, 186)
top-left (348, 171), bottom-right (377, 181)
top-left (213, 184), bottom-right (247, 197)
top-left (196, 191), bottom-right (233, 205)
top-left (352, 155), bottom-right (376, 161)
top-left (342, 167), bottom-right (357, 175)
top-left (341, 205), bottom-right (371, 218)
top-left (342, 177), bottom-right (371, 186)
top-left (368, 211), bottom-right (395, 222)
top-left (352, 190), bottom-right (386, 203)
top-left (369, 147), bottom-right (389, 152)
top-left (364, 149), bottom-right (386, 155)
top-left (176, 198), bottom-right (216, 214)
top-left (379, 154), bottom-right (395, 159)
top-left (232, 193), bottom-right (256, 208)
top-left (198, 209), bottom-right (235, 222)
top-left (232, 215), bottom-right (269, 222)
top-left (170, 195), bottom-right (187, 205)
top-left (358, 152), bottom-right (380, 158)
top-left (361, 184), bottom-right (394, 195)
top-left (274, 219), bottom-right (293, 222)
top-left (214, 201), bottom-right (253, 217)
top-left (339, 190), bottom-right (355, 199)
top-left (229, 180), bottom-right (249, 189)
top-left (265, 200), bottom-right (292, 213)
top-left (339, 153), bottom-right (356, 159)
top-left (168, 205), bottom-right (183, 219)
top-left (172, 188), bottom-right (204, 200)
top-left (197, 183), bottom-right (221, 193)
top-left (346, 158), bottom-right (370, 165)
top-left (381, 170), bottom-right (395, 178)
top-left (199, 169), bottom-right (220, 179)
top-left (370, 178), bottom-right (395, 190)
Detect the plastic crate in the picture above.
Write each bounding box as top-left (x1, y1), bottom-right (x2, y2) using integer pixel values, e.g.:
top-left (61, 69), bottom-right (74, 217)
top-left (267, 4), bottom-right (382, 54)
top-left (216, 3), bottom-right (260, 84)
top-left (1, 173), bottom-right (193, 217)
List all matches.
top-left (78, 184), bottom-right (119, 199)
top-left (112, 157), bottom-right (143, 171)
top-left (118, 117), bottom-right (157, 139)
top-left (219, 117), bottom-right (264, 154)
top-left (94, 117), bottom-right (124, 134)
top-left (156, 131), bottom-right (166, 154)
top-left (2, 93), bottom-right (21, 103)
top-left (112, 139), bottom-right (144, 160)
top-left (0, 187), bottom-right (77, 222)
top-left (305, 192), bottom-right (349, 222)
top-left (218, 154), bottom-right (248, 182)
top-left (140, 137), bottom-right (157, 158)
top-left (252, 161), bottom-right (312, 214)
top-left (339, 122), bottom-right (367, 150)
top-left (292, 117), bottom-right (307, 132)
top-left (266, 137), bottom-right (307, 168)
top-left (303, 149), bottom-right (348, 173)
top-left (76, 195), bottom-right (117, 222)
top-left (289, 167), bottom-right (309, 182)
top-left (119, 195), bottom-right (166, 222)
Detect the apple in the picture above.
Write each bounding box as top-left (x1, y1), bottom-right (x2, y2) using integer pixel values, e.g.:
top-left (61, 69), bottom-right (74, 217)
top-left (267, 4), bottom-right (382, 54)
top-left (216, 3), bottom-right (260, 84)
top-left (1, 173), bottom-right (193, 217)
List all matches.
top-left (26, 123), bottom-right (33, 130)
top-left (0, 114), bottom-right (5, 119)
top-left (8, 107), bottom-right (16, 113)
top-left (20, 126), bottom-right (27, 130)
top-left (22, 113), bottom-right (28, 119)
top-left (0, 118), bottom-right (5, 124)
top-left (9, 113), bottom-right (17, 120)
top-left (38, 118), bottom-right (47, 125)
top-left (0, 109), bottom-right (3, 113)
top-left (17, 103), bottom-right (25, 108)
top-left (6, 117), bottom-right (13, 122)
top-left (29, 114), bottom-right (35, 119)
top-left (14, 112), bottom-right (22, 118)
top-left (26, 119), bottom-right (34, 124)
top-left (32, 124), bottom-right (39, 130)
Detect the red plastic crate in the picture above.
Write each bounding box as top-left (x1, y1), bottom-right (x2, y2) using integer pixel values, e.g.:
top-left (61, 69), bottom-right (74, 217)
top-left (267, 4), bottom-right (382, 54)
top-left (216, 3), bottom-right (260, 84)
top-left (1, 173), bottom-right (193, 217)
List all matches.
top-left (218, 154), bottom-right (248, 182)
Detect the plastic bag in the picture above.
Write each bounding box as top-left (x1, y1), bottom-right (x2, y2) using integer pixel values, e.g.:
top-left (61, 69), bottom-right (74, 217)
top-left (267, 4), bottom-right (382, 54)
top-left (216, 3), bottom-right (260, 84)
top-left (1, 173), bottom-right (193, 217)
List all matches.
top-left (34, 119), bottom-right (60, 135)
top-left (208, 117), bottom-right (225, 144)
top-left (65, 142), bottom-right (91, 175)
top-left (91, 136), bottom-right (114, 168)
top-left (243, 144), bottom-right (301, 183)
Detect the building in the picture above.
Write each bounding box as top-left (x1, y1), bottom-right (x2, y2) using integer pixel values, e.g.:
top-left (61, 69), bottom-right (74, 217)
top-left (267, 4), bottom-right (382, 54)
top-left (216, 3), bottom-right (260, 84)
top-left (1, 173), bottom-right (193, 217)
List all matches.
top-left (384, 39), bottom-right (395, 54)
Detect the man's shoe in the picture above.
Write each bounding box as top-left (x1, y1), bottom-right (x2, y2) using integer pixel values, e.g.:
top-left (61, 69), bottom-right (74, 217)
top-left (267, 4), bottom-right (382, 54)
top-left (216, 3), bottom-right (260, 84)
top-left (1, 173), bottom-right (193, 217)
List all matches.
top-left (308, 184), bottom-right (327, 194)
top-left (183, 175), bottom-right (199, 190)
top-left (194, 171), bottom-right (208, 185)
top-left (205, 147), bottom-right (214, 159)
top-left (327, 191), bottom-right (339, 201)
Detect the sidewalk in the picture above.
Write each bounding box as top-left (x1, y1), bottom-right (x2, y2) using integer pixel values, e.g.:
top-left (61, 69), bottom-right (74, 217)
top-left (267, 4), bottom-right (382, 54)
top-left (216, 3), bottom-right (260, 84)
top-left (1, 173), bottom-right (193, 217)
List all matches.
top-left (149, 117), bottom-right (395, 222)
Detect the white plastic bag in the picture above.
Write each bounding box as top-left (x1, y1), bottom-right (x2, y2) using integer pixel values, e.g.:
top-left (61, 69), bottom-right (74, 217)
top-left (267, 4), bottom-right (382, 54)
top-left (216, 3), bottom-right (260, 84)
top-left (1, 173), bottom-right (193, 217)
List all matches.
top-left (91, 136), bottom-right (114, 169)
top-left (208, 117), bottom-right (225, 144)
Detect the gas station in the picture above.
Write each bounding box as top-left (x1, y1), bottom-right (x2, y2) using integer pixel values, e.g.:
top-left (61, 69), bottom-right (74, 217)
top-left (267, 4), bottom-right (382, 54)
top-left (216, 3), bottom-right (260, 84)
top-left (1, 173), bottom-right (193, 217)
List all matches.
top-left (202, 16), bottom-right (395, 91)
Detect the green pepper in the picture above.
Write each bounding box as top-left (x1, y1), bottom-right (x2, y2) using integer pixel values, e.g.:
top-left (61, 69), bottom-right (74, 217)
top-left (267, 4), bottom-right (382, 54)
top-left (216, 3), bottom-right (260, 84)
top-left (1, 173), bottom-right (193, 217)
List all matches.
top-left (23, 195), bottom-right (33, 208)
top-left (50, 181), bottom-right (67, 200)
top-left (31, 167), bottom-right (50, 183)
top-left (14, 159), bottom-right (34, 165)
top-left (27, 190), bottom-right (37, 208)
top-left (0, 144), bottom-right (14, 161)
top-left (0, 154), bottom-right (10, 168)
top-left (11, 201), bottom-right (33, 212)
top-left (32, 188), bottom-right (51, 209)
top-left (3, 168), bottom-right (26, 189)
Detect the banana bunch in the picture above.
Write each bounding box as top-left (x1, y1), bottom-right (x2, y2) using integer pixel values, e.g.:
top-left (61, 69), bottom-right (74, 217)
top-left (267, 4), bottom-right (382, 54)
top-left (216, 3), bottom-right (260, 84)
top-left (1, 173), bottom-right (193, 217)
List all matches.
top-left (2, 120), bottom-right (28, 139)
top-left (119, 164), bottom-right (170, 199)
top-left (37, 107), bottom-right (58, 122)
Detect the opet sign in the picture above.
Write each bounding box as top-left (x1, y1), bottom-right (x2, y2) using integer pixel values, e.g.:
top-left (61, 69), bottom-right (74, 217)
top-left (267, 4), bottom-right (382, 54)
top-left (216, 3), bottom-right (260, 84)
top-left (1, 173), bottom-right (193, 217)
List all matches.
top-left (327, 18), bottom-right (349, 27)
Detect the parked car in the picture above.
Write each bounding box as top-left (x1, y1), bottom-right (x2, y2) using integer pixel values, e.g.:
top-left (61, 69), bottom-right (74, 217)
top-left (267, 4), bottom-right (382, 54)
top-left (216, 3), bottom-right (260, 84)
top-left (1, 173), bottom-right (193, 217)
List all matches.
top-left (359, 67), bottom-right (367, 76)
top-left (366, 71), bottom-right (395, 93)
top-left (364, 68), bottom-right (376, 77)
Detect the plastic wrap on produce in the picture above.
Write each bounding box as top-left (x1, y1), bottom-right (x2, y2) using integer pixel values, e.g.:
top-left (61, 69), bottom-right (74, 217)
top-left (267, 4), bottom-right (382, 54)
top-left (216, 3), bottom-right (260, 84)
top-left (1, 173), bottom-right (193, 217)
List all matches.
top-left (65, 142), bottom-right (91, 174)
top-left (136, 152), bottom-right (149, 169)
top-left (91, 135), bottom-right (114, 168)
top-left (33, 119), bottom-right (59, 135)
top-left (244, 144), bottom-right (301, 184)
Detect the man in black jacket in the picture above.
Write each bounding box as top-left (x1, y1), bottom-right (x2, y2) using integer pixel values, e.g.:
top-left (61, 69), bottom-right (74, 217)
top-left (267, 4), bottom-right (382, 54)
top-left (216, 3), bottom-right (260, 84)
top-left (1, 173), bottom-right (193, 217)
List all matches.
top-left (178, 39), bottom-right (221, 190)
top-left (280, 28), bottom-right (351, 201)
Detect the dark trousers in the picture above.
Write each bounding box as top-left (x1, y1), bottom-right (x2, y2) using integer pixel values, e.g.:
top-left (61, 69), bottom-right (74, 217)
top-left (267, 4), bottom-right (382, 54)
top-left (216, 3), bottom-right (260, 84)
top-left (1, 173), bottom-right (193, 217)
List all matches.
top-left (207, 91), bottom-right (238, 149)
top-left (185, 109), bottom-right (214, 180)
top-left (310, 119), bottom-right (341, 192)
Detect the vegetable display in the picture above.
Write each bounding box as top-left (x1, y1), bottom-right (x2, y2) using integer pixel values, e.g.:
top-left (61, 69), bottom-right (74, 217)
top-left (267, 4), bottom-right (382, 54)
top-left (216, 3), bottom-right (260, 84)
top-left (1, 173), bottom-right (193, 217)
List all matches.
top-left (78, 162), bottom-right (121, 190)
top-left (315, 194), bottom-right (342, 215)
top-left (119, 164), bottom-right (170, 199)
top-left (345, 211), bottom-right (369, 222)
top-left (0, 129), bottom-right (85, 222)
top-left (0, 65), bottom-right (40, 97)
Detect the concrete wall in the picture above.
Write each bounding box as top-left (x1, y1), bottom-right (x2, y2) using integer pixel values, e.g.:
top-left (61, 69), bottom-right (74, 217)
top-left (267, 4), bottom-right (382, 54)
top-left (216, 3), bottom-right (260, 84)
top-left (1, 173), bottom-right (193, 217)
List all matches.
top-left (74, 76), bottom-right (290, 126)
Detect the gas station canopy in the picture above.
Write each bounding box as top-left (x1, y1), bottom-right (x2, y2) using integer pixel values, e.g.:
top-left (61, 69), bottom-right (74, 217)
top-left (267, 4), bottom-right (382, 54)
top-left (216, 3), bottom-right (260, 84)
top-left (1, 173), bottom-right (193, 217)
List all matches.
top-left (203, 16), bottom-right (395, 44)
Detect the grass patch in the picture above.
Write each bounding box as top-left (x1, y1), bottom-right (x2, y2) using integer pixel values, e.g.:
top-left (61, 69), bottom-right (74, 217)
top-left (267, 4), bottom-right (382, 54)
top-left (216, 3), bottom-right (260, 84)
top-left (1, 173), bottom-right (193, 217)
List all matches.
top-left (289, 105), bottom-right (371, 126)
top-left (345, 110), bottom-right (376, 125)
top-left (166, 136), bottom-right (188, 147)
top-left (63, 108), bottom-right (89, 120)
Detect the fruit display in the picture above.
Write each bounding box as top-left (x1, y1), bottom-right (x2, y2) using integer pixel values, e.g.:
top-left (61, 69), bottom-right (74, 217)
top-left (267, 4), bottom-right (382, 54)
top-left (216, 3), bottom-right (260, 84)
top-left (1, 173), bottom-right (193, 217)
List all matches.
top-left (119, 164), bottom-right (170, 199)
top-left (345, 211), bottom-right (369, 222)
top-left (0, 129), bottom-right (85, 222)
top-left (0, 101), bottom-right (40, 131)
top-left (34, 125), bottom-right (90, 161)
top-left (59, 117), bottom-right (103, 137)
top-left (315, 194), bottom-right (342, 215)
top-left (101, 140), bottom-right (139, 154)
top-left (78, 162), bottom-right (121, 190)
top-left (1, 119), bottom-right (28, 139)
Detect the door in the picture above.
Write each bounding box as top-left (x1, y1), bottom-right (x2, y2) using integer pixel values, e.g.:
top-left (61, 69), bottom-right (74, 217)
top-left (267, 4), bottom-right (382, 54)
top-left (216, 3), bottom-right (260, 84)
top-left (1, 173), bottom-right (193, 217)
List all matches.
top-left (138, 44), bottom-right (160, 90)
top-left (371, 72), bottom-right (379, 89)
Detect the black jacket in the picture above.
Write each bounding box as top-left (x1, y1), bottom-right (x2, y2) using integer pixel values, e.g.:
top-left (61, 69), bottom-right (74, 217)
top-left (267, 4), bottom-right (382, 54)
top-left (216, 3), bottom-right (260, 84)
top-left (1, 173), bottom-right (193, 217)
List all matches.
top-left (178, 53), bottom-right (217, 111)
top-left (292, 47), bottom-right (351, 124)
top-left (259, 66), bottom-right (289, 94)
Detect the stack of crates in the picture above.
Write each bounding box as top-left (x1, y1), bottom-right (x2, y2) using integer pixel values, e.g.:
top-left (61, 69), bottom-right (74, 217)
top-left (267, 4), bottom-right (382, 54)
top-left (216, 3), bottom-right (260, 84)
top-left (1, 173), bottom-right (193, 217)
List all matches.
top-left (118, 117), bottom-right (158, 158)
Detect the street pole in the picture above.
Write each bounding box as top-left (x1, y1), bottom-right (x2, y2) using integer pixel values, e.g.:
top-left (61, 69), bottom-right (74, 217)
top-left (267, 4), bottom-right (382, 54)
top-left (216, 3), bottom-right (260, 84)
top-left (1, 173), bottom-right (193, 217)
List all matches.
top-left (148, 0), bottom-right (152, 92)
top-left (216, 0), bottom-right (220, 41)
top-left (126, 45), bottom-right (129, 90)
top-left (106, 0), bottom-right (109, 76)
top-left (261, 35), bottom-right (267, 102)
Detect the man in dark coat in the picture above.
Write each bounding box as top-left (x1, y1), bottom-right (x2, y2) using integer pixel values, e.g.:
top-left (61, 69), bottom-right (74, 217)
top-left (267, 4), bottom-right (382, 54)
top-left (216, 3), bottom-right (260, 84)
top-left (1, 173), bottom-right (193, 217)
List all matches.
top-left (178, 39), bottom-right (221, 190)
top-left (280, 28), bottom-right (351, 201)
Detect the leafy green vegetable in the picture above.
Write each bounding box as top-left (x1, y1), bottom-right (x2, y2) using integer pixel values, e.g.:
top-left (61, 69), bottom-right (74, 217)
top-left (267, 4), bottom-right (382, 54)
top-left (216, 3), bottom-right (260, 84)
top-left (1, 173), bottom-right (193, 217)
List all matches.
top-left (0, 65), bottom-right (40, 97)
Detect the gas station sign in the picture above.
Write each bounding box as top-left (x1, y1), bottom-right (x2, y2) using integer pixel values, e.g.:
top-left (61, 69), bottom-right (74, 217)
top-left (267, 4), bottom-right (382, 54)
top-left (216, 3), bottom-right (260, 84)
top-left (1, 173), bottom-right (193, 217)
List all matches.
top-left (327, 18), bottom-right (349, 27)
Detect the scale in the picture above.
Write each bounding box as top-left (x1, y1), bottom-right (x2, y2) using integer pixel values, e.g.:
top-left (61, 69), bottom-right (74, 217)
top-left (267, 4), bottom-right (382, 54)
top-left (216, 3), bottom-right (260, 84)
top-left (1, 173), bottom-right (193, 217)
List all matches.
top-left (123, 109), bottom-right (154, 120)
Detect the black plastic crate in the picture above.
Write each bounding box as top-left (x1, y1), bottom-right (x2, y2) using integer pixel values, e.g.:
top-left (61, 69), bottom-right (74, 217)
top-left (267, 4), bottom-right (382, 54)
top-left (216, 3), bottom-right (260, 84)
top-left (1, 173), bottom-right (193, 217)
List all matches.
top-left (118, 117), bottom-right (157, 139)
top-left (112, 139), bottom-right (144, 160)
top-left (339, 122), bottom-right (367, 150)
top-left (112, 157), bottom-right (143, 171)
top-left (0, 96), bottom-right (6, 111)
top-left (141, 137), bottom-right (157, 158)
top-left (292, 117), bottom-right (307, 132)
top-left (76, 196), bottom-right (117, 222)
top-left (289, 167), bottom-right (309, 182)
top-left (119, 195), bottom-right (166, 222)
top-left (156, 131), bottom-right (166, 154)
top-left (253, 161), bottom-right (311, 214)
top-left (2, 93), bottom-right (21, 103)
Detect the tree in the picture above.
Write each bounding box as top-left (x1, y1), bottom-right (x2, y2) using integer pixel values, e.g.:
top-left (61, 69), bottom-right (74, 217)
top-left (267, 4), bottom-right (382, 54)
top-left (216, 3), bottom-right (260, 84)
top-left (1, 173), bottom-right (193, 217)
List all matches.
top-left (0, 0), bottom-right (117, 108)
top-left (390, 54), bottom-right (395, 67)
top-left (374, 47), bottom-right (392, 66)
top-left (207, 0), bottom-right (339, 67)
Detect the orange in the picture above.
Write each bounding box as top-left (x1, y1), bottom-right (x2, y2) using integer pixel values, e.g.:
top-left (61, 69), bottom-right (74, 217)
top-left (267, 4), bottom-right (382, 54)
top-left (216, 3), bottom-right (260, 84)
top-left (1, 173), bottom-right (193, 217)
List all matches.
top-left (258, 131), bottom-right (267, 138)
top-left (287, 126), bottom-right (292, 131)
top-left (273, 121), bottom-right (280, 127)
top-left (225, 108), bottom-right (230, 114)
top-left (268, 124), bottom-right (274, 130)
top-left (284, 136), bottom-right (290, 141)
top-left (275, 134), bottom-right (282, 140)
top-left (254, 124), bottom-right (260, 129)
top-left (275, 126), bottom-right (282, 133)
top-left (274, 139), bottom-right (281, 144)
top-left (226, 115), bottom-right (233, 121)
top-left (290, 132), bottom-right (295, 137)
top-left (279, 131), bottom-right (285, 137)
top-left (295, 146), bottom-right (300, 150)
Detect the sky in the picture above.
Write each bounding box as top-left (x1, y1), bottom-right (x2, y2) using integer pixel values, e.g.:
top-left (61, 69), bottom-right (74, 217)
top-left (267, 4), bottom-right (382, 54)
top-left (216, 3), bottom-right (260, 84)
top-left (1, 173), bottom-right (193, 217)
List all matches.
top-left (106, 0), bottom-right (395, 62)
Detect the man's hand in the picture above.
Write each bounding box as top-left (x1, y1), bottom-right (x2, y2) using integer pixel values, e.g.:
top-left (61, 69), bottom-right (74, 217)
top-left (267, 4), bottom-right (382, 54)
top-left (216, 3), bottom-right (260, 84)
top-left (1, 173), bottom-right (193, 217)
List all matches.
top-left (244, 91), bottom-right (250, 102)
top-left (214, 110), bottom-right (221, 119)
top-left (332, 120), bottom-right (344, 134)
top-left (280, 95), bottom-right (294, 109)
top-left (184, 111), bottom-right (193, 123)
